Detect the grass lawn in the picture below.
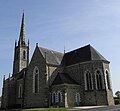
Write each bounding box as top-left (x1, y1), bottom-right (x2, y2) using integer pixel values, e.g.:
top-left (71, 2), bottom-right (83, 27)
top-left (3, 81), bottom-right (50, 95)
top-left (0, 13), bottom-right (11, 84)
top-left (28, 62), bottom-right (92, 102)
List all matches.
top-left (21, 108), bottom-right (76, 111)
top-left (0, 107), bottom-right (77, 111)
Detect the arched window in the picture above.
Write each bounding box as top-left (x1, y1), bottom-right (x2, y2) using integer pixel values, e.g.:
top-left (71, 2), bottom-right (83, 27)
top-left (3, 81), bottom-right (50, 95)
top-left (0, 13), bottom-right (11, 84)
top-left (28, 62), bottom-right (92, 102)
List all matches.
top-left (84, 71), bottom-right (93, 90)
top-left (55, 92), bottom-right (58, 102)
top-left (106, 70), bottom-right (111, 90)
top-left (23, 50), bottom-right (26, 59)
top-left (52, 91), bottom-right (62, 103)
top-left (58, 91), bottom-right (63, 102)
top-left (33, 66), bottom-right (39, 93)
top-left (75, 93), bottom-right (81, 106)
top-left (18, 84), bottom-right (22, 98)
top-left (52, 92), bottom-right (56, 103)
top-left (95, 70), bottom-right (104, 90)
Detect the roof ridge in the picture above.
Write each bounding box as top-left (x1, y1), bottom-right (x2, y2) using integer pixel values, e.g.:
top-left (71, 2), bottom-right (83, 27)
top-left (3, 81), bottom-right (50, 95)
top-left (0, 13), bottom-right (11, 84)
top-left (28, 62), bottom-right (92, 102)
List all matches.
top-left (38, 47), bottom-right (45, 58)
top-left (38, 47), bottom-right (63, 66)
top-left (89, 45), bottom-right (93, 60)
top-left (52, 73), bottom-right (79, 85)
top-left (65, 44), bottom-right (90, 54)
top-left (89, 45), bottom-right (108, 61)
top-left (39, 47), bottom-right (63, 54)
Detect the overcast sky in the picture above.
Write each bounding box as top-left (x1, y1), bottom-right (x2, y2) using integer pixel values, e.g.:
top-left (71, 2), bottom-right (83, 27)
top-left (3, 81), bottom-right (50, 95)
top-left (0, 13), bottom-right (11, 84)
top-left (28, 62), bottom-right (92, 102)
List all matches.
top-left (0, 0), bottom-right (120, 96)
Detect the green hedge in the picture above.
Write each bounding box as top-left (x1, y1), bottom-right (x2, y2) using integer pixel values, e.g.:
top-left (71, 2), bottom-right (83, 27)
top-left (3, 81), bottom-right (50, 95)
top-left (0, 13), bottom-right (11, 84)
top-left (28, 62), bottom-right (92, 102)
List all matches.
top-left (114, 97), bottom-right (120, 105)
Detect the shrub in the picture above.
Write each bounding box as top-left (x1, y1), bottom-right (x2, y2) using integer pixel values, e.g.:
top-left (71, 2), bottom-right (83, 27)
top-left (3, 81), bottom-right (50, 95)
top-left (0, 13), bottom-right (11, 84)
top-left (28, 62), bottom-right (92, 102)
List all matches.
top-left (114, 97), bottom-right (120, 105)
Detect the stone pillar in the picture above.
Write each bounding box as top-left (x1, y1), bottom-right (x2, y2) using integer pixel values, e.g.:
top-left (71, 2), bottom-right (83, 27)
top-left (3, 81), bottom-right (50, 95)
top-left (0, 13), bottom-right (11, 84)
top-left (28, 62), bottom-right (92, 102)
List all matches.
top-left (65, 91), bottom-right (68, 107)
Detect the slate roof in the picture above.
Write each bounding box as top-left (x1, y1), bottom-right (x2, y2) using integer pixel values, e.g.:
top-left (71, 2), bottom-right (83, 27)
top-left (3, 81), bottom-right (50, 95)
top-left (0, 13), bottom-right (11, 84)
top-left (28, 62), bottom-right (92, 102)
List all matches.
top-left (52, 73), bottom-right (79, 85)
top-left (62, 44), bottom-right (109, 66)
top-left (39, 47), bottom-right (64, 66)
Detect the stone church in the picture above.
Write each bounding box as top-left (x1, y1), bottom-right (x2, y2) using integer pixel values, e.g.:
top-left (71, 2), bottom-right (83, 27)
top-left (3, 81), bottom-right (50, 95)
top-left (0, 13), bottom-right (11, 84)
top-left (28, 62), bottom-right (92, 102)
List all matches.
top-left (1, 13), bottom-right (114, 109)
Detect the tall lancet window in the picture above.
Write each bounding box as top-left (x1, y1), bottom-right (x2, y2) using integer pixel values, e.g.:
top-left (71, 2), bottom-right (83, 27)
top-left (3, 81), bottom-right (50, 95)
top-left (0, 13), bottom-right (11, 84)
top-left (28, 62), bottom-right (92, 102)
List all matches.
top-left (95, 70), bottom-right (104, 90)
top-left (52, 92), bottom-right (56, 103)
top-left (18, 84), bottom-right (22, 98)
top-left (106, 70), bottom-right (111, 90)
top-left (58, 91), bottom-right (63, 102)
top-left (23, 50), bottom-right (26, 60)
top-left (84, 71), bottom-right (93, 90)
top-left (75, 93), bottom-right (81, 106)
top-left (33, 66), bottom-right (39, 93)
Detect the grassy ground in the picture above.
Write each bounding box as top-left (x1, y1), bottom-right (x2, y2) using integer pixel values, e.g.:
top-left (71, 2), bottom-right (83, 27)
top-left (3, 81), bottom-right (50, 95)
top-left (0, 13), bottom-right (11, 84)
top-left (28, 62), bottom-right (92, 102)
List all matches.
top-left (0, 108), bottom-right (77, 111)
top-left (22, 108), bottom-right (75, 111)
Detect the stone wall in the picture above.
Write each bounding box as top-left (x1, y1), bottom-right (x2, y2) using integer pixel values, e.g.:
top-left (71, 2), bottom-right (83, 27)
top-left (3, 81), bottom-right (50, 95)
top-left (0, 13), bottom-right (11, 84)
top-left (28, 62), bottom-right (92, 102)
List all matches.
top-left (16, 78), bottom-right (23, 107)
top-left (46, 65), bottom-right (57, 85)
top-left (66, 85), bottom-right (81, 107)
top-left (8, 79), bottom-right (16, 108)
top-left (51, 84), bottom-right (81, 107)
top-left (64, 61), bottom-right (114, 106)
top-left (24, 46), bottom-right (49, 108)
top-left (1, 80), bottom-right (9, 108)
top-left (51, 84), bottom-right (65, 107)
top-left (102, 62), bottom-right (114, 105)
top-left (19, 47), bottom-right (28, 72)
top-left (1, 78), bottom-right (17, 109)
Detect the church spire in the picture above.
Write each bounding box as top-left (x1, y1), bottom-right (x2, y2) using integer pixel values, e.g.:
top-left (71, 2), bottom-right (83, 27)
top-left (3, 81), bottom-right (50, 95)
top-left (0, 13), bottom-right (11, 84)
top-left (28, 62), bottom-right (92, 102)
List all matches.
top-left (13, 12), bottom-right (29, 76)
top-left (18, 12), bottom-right (26, 46)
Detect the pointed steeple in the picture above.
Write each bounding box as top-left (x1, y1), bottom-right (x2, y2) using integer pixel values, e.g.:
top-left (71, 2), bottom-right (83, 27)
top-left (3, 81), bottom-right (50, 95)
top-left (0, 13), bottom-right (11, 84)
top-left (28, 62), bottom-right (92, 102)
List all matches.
top-left (13, 12), bottom-right (29, 76)
top-left (18, 12), bottom-right (26, 46)
top-left (3, 75), bottom-right (5, 83)
top-left (15, 40), bottom-right (17, 47)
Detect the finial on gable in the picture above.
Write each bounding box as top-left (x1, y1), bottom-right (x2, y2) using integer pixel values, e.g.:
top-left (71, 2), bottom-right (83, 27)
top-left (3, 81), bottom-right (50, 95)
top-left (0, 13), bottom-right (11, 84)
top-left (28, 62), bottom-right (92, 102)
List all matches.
top-left (9, 73), bottom-right (10, 79)
top-left (28, 39), bottom-right (29, 46)
top-left (3, 75), bottom-right (5, 82)
top-left (64, 46), bottom-right (66, 54)
top-left (36, 43), bottom-right (39, 47)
